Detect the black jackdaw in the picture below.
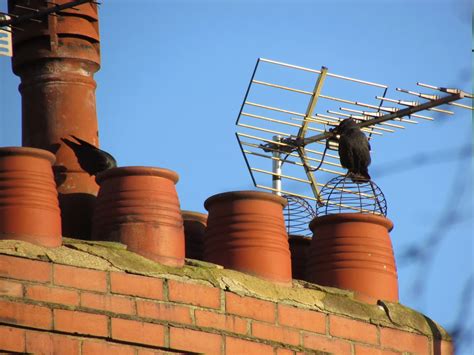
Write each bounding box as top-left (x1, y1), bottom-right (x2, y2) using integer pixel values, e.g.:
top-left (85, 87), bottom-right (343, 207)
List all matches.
top-left (61, 135), bottom-right (117, 176)
top-left (332, 119), bottom-right (371, 183)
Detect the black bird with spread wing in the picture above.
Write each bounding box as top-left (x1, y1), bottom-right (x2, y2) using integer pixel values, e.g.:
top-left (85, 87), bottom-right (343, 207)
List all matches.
top-left (331, 119), bottom-right (371, 183)
top-left (61, 135), bottom-right (117, 176)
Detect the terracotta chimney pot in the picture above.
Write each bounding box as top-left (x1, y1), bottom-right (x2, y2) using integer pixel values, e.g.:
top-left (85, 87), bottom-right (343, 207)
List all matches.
top-left (9, 0), bottom-right (101, 238)
top-left (288, 234), bottom-right (311, 280)
top-left (92, 167), bottom-right (185, 267)
top-left (204, 191), bottom-right (292, 285)
top-left (307, 213), bottom-right (398, 303)
top-left (181, 210), bottom-right (207, 261)
top-left (0, 147), bottom-right (62, 247)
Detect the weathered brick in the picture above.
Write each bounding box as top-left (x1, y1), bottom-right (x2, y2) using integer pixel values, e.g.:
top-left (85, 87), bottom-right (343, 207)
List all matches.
top-left (380, 327), bottom-right (430, 354)
top-left (54, 309), bottom-right (108, 337)
top-left (226, 292), bottom-right (276, 323)
top-left (252, 321), bottom-right (300, 346)
top-left (195, 309), bottom-right (248, 335)
top-left (26, 284), bottom-right (80, 306)
top-left (0, 299), bottom-right (52, 329)
top-left (354, 344), bottom-right (402, 355)
top-left (329, 315), bottom-right (378, 344)
top-left (168, 280), bottom-right (220, 309)
top-left (0, 325), bottom-right (25, 353)
top-left (278, 304), bottom-right (326, 334)
top-left (0, 255), bottom-right (51, 283)
top-left (276, 348), bottom-right (295, 355)
top-left (110, 272), bottom-right (163, 300)
top-left (303, 332), bottom-right (352, 354)
top-left (136, 299), bottom-right (192, 324)
top-left (81, 292), bottom-right (135, 315)
top-left (54, 264), bottom-right (107, 292)
top-left (111, 318), bottom-right (165, 347)
top-left (225, 336), bottom-right (274, 354)
top-left (0, 279), bottom-right (23, 297)
top-left (82, 340), bottom-right (135, 355)
top-left (25, 331), bottom-right (80, 354)
top-left (169, 327), bottom-right (222, 354)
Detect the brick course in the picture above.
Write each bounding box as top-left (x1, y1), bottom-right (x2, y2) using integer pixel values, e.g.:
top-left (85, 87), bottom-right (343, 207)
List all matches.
top-left (54, 264), bottom-right (107, 292)
top-left (0, 325), bottom-right (25, 353)
top-left (0, 279), bottom-right (23, 297)
top-left (380, 327), bottom-right (431, 354)
top-left (195, 309), bottom-right (248, 335)
top-left (54, 309), bottom-right (109, 337)
top-left (278, 304), bottom-right (326, 334)
top-left (226, 292), bottom-right (276, 323)
top-left (137, 299), bottom-right (193, 324)
top-left (168, 279), bottom-right (221, 309)
top-left (329, 314), bottom-right (378, 344)
top-left (0, 299), bottom-right (52, 329)
top-left (111, 318), bottom-right (165, 347)
top-left (0, 255), bottom-right (51, 282)
top-left (26, 284), bottom-right (80, 306)
top-left (81, 291), bottom-right (135, 315)
top-left (111, 272), bottom-right (163, 300)
top-left (170, 327), bottom-right (223, 354)
top-left (25, 331), bottom-right (81, 354)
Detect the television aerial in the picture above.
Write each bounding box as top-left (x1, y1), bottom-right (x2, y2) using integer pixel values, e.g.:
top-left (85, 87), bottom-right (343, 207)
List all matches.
top-left (235, 58), bottom-right (472, 233)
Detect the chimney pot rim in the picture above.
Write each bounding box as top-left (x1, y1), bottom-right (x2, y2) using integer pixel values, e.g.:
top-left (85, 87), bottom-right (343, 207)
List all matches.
top-left (309, 213), bottom-right (394, 231)
top-left (204, 190), bottom-right (288, 210)
top-left (0, 146), bottom-right (55, 164)
top-left (181, 210), bottom-right (208, 223)
top-left (96, 166), bottom-right (179, 184)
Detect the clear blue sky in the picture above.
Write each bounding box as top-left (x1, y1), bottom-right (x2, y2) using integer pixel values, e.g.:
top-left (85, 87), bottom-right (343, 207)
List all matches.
top-left (0, 0), bottom-right (472, 352)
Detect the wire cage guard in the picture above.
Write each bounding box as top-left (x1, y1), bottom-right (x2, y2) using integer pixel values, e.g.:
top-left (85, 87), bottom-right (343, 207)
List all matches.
top-left (283, 195), bottom-right (316, 237)
top-left (316, 175), bottom-right (387, 217)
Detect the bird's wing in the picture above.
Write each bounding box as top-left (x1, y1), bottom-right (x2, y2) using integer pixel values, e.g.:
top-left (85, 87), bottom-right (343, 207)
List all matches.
top-left (338, 135), bottom-right (353, 169)
top-left (350, 131), bottom-right (371, 169)
top-left (98, 151), bottom-right (117, 169)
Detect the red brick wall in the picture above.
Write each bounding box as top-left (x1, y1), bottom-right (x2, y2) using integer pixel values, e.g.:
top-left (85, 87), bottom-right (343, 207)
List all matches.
top-left (0, 254), bottom-right (453, 354)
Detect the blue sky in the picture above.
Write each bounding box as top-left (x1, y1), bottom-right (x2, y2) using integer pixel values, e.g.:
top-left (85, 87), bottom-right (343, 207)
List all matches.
top-left (0, 0), bottom-right (472, 352)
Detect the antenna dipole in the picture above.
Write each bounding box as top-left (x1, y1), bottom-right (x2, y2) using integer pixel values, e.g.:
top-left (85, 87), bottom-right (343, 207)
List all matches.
top-left (302, 91), bottom-right (464, 147)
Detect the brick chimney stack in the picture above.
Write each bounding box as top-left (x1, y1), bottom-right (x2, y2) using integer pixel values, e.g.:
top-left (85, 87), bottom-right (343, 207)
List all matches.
top-left (8, 0), bottom-right (101, 238)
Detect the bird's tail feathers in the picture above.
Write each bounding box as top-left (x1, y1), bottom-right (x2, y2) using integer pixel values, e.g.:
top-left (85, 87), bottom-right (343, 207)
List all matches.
top-left (61, 137), bottom-right (80, 150)
top-left (348, 172), bottom-right (371, 184)
top-left (70, 135), bottom-right (98, 149)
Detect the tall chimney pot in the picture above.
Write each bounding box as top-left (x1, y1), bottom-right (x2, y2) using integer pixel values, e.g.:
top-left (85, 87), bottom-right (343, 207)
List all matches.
top-left (8, 0), bottom-right (101, 238)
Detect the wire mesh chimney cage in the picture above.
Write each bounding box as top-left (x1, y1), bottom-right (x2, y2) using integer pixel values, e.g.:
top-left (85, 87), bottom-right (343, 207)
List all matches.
top-left (316, 175), bottom-right (387, 217)
top-left (283, 195), bottom-right (316, 236)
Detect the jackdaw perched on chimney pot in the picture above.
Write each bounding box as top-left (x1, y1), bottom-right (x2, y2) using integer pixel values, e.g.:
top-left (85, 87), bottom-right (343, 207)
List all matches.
top-left (61, 135), bottom-right (117, 176)
top-left (331, 118), bottom-right (371, 183)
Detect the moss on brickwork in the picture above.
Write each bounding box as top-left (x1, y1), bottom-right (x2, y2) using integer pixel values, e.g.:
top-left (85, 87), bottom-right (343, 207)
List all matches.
top-left (0, 238), bottom-right (451, 341)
